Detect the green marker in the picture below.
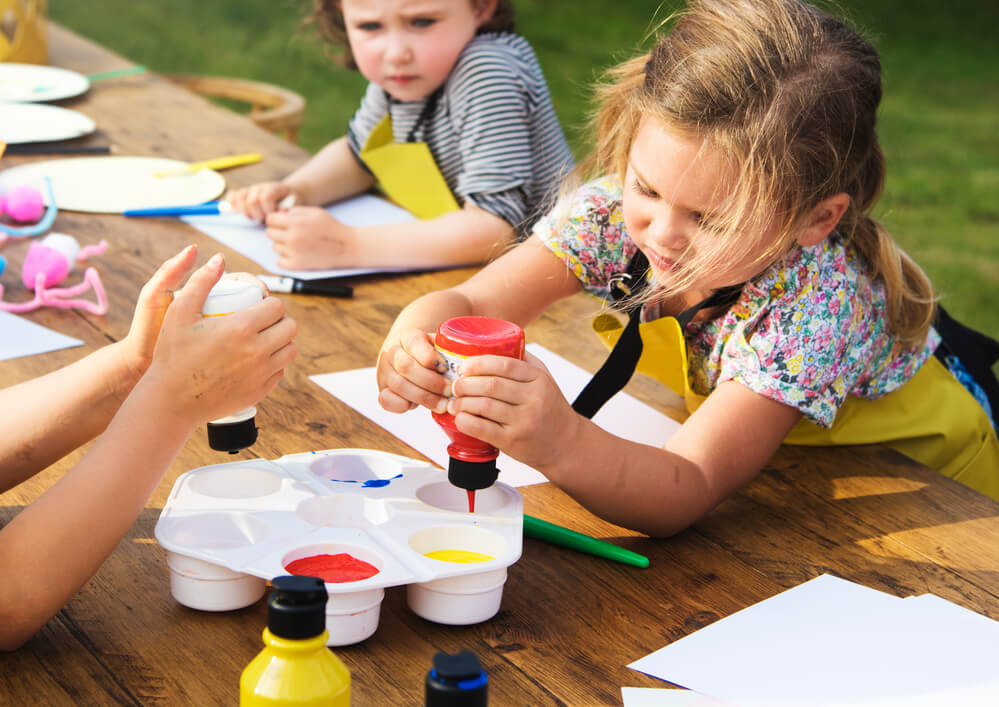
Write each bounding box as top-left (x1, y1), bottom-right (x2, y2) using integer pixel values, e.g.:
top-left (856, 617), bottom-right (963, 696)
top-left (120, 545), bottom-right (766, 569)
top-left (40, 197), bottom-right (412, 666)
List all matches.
top-left (86, 66), bottom-right (148, 83)
top-left (523, 514), bottom-right (650, 568)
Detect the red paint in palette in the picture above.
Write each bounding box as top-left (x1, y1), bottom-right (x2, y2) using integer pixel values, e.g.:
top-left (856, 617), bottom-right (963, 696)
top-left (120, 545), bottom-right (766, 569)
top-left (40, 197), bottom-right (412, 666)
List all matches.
top-left (284, 553), bottom-right (379, 583)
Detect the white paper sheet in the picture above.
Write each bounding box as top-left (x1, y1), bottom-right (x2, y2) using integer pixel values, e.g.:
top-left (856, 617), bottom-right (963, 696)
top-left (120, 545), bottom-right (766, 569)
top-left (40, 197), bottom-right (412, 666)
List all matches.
top-left (310, 343), bottom-right (682, 487)
top-left (628, 574), bottom-right (999, 706)
top-left (182, 194), bottom-right (417, 280)
top-left (622, 687), bottom-right (735, 706)
top-left (0, 310), bottom-right (83, 361)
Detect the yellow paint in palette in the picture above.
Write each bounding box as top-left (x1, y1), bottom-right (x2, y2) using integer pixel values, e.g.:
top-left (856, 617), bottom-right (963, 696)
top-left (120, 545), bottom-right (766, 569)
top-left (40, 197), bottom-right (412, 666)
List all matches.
top-left (424, 549), bottom-right (494, 563)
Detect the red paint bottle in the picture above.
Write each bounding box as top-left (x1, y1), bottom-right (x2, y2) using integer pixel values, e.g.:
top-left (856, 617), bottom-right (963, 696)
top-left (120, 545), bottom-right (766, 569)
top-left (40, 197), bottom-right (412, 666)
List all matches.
top-left (432, 317), bottom-right (525, 502)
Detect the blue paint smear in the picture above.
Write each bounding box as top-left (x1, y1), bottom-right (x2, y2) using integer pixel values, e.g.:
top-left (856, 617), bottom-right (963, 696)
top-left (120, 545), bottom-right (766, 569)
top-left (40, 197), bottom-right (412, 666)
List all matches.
top-left (326, 473), bottom-right (403, 488)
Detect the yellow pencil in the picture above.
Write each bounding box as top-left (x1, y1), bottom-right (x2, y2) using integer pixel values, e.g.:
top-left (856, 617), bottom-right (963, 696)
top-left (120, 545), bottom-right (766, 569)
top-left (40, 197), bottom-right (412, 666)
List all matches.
top-left (154, 152), bottom-right (262, 178)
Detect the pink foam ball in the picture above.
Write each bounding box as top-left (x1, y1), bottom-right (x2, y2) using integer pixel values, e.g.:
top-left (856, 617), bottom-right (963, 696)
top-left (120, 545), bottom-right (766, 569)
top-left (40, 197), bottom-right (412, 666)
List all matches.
top-left (3, 184), bottom-right (45, 223)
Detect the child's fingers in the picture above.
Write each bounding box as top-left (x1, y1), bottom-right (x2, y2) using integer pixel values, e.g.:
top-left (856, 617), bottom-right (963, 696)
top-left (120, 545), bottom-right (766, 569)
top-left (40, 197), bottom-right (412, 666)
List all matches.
top-left (458, 354), bottom-right (533, 381)
top-left (403, 331), bottom-right (448, 373)
top-left (265, 210), bottom-right (289, 229)
top-left (170, 253), bottom-right (225, 317)
top-left (382, 357), bottom-right (449, 412)
top-left (137, 244), bottom-right (197, 308)
top-left (393, 341), bottom-right (450, 395)
top-left (259, 189), bottom-right (285, 216)
top-left (268, 337), bottom-right (299, 370)
top-left (452, 408), bottom-right (505, 446)
top-left (231, 296), bottom-right (288, 335)
top-left (451, 374), bottom-right (528, 408)
top-left (257, 312), bottom-right (298, 354)
top-left (378, 387), bottom-right (418, 414)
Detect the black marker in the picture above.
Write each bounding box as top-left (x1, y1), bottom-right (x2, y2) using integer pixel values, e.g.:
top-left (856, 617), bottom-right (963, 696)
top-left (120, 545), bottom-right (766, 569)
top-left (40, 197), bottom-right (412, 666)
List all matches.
top-left (257, 275), bottom-right (353, 298)
top-left (5, 144), bottom-right (113, 156)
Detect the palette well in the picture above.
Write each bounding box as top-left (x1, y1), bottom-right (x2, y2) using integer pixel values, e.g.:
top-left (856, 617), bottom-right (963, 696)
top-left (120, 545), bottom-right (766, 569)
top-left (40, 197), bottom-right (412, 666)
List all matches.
top-left (155, 448), bottom-right (523, 646)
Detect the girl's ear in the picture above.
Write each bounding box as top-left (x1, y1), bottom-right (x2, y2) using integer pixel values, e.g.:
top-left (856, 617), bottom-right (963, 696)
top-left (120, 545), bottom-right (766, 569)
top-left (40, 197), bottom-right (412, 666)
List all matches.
top-left (797, 193), bottom-right (850, 247)
top-left (474, 0), bottom-right (499, 26)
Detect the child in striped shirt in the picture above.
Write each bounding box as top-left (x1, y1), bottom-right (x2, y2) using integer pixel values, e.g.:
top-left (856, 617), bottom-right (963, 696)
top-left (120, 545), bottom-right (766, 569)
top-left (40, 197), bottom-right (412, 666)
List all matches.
top-left (228, 0), bottom-right (573, 271)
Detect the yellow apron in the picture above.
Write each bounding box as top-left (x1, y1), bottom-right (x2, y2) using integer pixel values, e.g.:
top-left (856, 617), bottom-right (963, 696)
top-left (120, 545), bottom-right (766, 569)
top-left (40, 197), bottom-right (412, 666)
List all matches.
top-left (590, 310), bottom-right (999, 500)
top-left (358, 108), bottom-right (460, 220)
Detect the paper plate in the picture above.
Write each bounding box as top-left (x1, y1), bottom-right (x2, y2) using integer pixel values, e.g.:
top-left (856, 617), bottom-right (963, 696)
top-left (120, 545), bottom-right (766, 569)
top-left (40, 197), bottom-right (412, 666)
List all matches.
top-left (0, 157), bottom-right (227, 213)
top-left (0, 64), bottom-right (91, 103)
top-left (0, 103), bottom-right (96, 143)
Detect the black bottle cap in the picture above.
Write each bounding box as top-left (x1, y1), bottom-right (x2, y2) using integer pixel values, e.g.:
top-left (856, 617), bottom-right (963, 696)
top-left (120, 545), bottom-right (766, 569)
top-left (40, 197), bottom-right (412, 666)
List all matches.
top-left (447, 457), bottom-right (498, 491)
top-left (266, 575), bottom-right (328, 640)
top-left (207, 416), bottom-right (258, 454)
top-left (425, 650), bottom-right (488, 707)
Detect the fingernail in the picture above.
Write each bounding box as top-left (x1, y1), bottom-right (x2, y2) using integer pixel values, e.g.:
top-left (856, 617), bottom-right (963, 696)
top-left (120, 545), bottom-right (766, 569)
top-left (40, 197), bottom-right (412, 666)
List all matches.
top-left (435, 399), bottom-right (447, 414)
top-left (443, 383), bottom-right (453, 398)
top-left (208, 253), bottom-right (223, 269)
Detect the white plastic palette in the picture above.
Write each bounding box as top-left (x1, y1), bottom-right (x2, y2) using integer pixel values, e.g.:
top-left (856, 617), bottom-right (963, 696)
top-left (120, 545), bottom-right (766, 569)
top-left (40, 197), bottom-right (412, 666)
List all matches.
top-left (155, 449), bottom-right (523, 646)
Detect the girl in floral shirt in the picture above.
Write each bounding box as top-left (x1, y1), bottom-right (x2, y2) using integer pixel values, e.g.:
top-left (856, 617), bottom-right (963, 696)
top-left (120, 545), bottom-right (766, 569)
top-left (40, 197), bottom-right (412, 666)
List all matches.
top-left (376, 0), bottom-right (999, 537)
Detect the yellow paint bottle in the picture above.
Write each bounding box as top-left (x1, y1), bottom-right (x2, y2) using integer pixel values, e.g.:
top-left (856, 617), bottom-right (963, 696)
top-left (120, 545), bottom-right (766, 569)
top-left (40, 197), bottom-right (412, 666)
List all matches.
top-left (240, 576), bottom-right (351, 706)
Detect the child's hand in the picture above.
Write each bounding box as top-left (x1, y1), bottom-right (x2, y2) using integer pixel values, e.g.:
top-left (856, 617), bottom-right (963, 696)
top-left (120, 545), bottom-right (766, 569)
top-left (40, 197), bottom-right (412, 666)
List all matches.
top-left (228, 182), bottom-right (297, 223)
top-left (143, 253), bottom-right (298, 426)
top-left (121, 244), bottom-right (199, 379)
top-left (265, 207), bottom-right (357, 270)
top-left (376, 328), bottom-right (450, 414)
top-left (447, 352), bottom-right (581, 471)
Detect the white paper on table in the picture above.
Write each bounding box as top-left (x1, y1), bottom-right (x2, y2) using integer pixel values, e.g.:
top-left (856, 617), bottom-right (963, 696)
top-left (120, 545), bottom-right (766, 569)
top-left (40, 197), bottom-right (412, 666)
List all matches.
top-left (182, 194), bottom-right (417, 280)
top-left (309, 343), bottom-right (681, 487)
top-left (0, 311), bottom-right (83, 361)
top-left (622, 687), bottom-right (736, 706)
top-left (628, 574), bottom-right (999, 707)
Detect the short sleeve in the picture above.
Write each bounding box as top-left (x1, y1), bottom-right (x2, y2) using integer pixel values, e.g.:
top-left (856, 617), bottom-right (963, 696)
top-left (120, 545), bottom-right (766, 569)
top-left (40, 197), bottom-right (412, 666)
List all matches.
top-left (534, 176), bottom-right (635, 298)
top-left (693, 240), bottom-right (936, 426)
top-left (346, 83), bottom-right (389, 159)
top-left (446, 41), bottom-right (534, 227)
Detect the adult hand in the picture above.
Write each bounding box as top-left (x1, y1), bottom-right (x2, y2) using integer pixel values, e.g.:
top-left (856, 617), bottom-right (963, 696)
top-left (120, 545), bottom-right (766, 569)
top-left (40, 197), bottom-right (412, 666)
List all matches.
top-left (143, 253), bottom-right (298, 425)
top-left (376, 328), bottom-right (450, 414)
top-left (121, 244), bottom-right (198, 379)
top-left (265, 206), bottom-right (357, 269)
top-left (446, 351), bottom-right (582, 471)
top-left (228, 181), bottom-right (297, 223)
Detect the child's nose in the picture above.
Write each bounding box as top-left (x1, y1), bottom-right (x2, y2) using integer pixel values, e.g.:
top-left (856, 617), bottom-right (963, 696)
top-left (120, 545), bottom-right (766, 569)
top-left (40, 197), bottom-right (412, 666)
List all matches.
top-left (649, 208), bottom-right (690, 252)
top-left (384, 32), bottom-right (413, 64)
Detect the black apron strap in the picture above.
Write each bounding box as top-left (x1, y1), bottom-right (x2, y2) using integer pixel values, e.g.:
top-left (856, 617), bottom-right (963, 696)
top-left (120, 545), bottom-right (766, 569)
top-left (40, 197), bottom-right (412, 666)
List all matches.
top-left (570, 251), bottom-right (742, 419)
top-left (405, 88), bottom-right (441, 144)
top-left (380, 88), bottom-right (443, 144)
top-left (933, 304), bottom-right (999, 416)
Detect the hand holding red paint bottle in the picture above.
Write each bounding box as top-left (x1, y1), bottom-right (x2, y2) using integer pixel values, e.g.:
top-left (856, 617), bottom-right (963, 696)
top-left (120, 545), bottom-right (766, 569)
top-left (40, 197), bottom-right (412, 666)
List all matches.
top-left (432, 316), bottom-right (525, 509)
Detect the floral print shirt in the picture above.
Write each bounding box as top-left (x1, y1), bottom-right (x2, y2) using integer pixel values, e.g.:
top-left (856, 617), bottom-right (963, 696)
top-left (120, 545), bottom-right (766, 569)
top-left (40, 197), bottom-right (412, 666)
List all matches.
top-left (534, 175), bottom-right (939, 427)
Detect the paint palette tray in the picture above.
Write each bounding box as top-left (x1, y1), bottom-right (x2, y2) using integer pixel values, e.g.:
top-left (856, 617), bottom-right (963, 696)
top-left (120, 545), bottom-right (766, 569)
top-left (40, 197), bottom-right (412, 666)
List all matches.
top-left (154, 448), bottom-right (523, 646)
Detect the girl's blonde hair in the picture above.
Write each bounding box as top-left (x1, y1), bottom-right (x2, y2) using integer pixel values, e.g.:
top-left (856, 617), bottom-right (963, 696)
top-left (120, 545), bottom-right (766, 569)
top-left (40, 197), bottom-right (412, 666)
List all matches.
top-left (309, 0), bottom-right (516, 70)
top-left (570, 0), bottom-right (935, 346)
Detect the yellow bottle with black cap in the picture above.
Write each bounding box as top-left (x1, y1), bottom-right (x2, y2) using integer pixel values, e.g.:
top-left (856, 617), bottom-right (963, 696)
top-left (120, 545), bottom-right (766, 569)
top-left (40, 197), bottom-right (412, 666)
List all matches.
top-left (240, 575), bottom-right (350, 706)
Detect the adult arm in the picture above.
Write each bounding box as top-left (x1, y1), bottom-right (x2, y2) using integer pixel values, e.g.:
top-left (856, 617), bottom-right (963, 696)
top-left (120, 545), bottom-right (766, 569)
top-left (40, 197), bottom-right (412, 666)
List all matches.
top-left (0, 253), bottom-right (297, 650)
top-left (0, 247), bottom-right (195, 492)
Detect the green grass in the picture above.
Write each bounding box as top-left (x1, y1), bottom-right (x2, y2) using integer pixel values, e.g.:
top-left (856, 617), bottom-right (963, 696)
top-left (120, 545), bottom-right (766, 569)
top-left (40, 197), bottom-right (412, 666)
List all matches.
top-left (50, 0), bottom-right (999, 341)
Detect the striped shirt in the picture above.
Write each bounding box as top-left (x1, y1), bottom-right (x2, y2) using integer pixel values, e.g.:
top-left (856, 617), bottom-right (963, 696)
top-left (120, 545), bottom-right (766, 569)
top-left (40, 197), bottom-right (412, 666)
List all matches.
top-left (347, 32), bottom-right (574, 233)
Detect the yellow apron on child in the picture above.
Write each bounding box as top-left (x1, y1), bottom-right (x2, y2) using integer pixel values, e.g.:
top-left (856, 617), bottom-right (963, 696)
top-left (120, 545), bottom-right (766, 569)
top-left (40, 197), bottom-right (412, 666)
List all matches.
top-left (591, 311), bottom-right (999, 500)
top-left (358, 114), bottom-right (460, 220)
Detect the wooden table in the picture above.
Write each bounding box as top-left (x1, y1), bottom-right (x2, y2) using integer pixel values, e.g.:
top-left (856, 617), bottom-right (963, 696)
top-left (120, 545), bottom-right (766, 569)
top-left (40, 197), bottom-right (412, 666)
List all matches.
top-left (3, 24), bottom-right (999, 706)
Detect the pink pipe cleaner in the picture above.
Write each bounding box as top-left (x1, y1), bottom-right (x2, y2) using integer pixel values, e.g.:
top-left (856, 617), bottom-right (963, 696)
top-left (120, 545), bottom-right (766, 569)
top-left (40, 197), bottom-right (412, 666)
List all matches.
top-left (0, 235), bottom-right (110, 315)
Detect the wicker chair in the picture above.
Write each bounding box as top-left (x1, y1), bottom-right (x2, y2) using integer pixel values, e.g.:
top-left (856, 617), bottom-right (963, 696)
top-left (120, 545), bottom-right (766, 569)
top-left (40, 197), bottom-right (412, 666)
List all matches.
top-left (165, 74), bottom-right (306, 144)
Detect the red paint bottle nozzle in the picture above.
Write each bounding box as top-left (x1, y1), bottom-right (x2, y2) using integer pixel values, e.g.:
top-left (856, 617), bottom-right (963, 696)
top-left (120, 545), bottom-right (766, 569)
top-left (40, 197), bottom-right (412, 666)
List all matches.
top-left (431, 316), bottom-right (525, 496)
